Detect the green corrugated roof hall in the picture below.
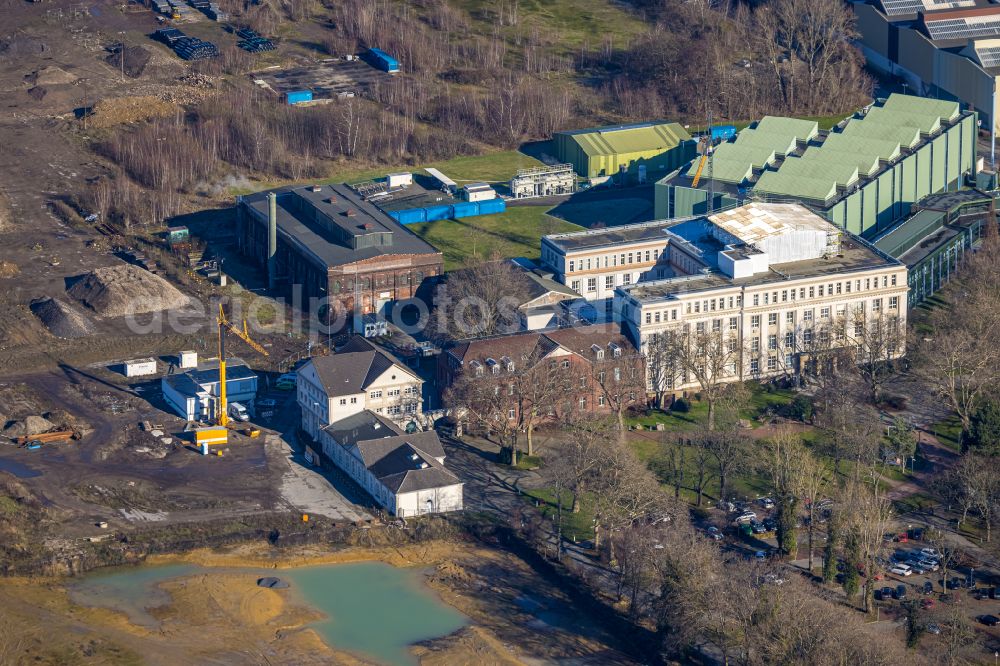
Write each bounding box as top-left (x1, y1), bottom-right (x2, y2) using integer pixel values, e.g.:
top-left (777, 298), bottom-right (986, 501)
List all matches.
top-left (654, 93), bottom-right (978, 238)
top-left (553, 121), bottom-right (695, 180)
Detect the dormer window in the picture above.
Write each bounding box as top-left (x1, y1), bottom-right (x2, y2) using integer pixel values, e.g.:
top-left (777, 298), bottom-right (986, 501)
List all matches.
top-left (609, 342), bottom-right (622, 358)
top-left (486, 358), bottom-right (499, 375)
top-left (501, 355), bottom-right (514, 372)
top-left (470, 360), bottom-right (484, 377)
top-left (591, 344), bottom-right (604, 359)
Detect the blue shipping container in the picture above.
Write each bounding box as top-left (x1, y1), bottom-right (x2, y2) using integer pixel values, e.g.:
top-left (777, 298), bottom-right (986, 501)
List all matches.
top-left (710, 125), bottom-right (737, 142)
top-left (424, 204), bottom-right (452, 222)
top-left (451, 201), bottom-right (480, 218)
top-left (393, 208), bottom-right (427, 225)
top-left (477, 199), bottom-right (506, 215)
top-left (367, 47), bottom-right (399, 73)
top-left (286, 90), bottom-right (313, 105)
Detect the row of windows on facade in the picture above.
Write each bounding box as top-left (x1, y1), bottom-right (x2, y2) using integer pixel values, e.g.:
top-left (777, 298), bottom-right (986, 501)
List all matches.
top-left (369, 387), bottom-right (419, 399)
top-left (644, 296), bottom-right (900, 326)
top-left (470, 345), bottom-right (623, 377)
top-left (567, 247), bottom-right (662, 273)
top-left (502, 392), bottom-right (636, 419)
top-left (330, 270), bottom-right (429, 294)
top-left (491, 366), bottom-right (631, 397)
top-left (666, 341), bottom-right (889, 388)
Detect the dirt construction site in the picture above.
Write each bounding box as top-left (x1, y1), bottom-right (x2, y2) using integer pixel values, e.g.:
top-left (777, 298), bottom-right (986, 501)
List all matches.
top-left (0, 0), bottom-right (383, 572)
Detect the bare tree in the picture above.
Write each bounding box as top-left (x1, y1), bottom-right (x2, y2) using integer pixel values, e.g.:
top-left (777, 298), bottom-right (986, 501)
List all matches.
top-left (850, 309), bottom-right (905, 404)
top-left (706, 427), bottom-right (750, 504)
top-left (431, 253), bottom-right (531, 341)
top-left (659, 327), bottom-right (742, 431)
top-left (841, 477), bottom-right (893, 614)
top-left (591, 350), bottom-right (646, 441)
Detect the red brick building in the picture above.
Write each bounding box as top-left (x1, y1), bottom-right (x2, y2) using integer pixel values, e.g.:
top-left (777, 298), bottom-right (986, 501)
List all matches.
top-left (437, 323), bottom-right (644, 421)
top-left (237, 184), bottom-right (442, 318)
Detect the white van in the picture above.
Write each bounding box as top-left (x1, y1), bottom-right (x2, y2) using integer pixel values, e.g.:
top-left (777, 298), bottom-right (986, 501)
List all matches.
top-left (228, 402), bottom-right (250, 422)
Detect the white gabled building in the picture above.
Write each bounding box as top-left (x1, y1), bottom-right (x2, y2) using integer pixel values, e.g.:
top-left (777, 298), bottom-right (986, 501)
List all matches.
top-left (317, 410), bottom-right (464, 517)
top-left (297, 336), bottom-right (423, 438)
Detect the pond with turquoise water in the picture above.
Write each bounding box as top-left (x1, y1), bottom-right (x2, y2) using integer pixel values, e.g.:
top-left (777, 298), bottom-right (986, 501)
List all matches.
top-left (69, 560), bottom-right (467, 666)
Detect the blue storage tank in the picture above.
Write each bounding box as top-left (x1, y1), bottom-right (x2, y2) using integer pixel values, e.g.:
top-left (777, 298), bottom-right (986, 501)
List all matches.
top-left (451, 201), bottom-right (480, 218)
top-left (424, 204), bottom-right (452, 222)
top-left (367, 47), bottom-right (400, 73)
top-left (393, 208), bottom-right (427, 225)
top-left (477, 199), bottom-right (506, 215)
top-left (710, 125), bottom-right (737, 142)
top-left (285, 90), bottom-right (313, 105)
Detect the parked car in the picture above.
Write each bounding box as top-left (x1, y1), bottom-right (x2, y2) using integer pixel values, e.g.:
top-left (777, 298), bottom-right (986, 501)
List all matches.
top-left (918, 559), bottom-right (939, 572)
top-left (762, 518), bottom-right (777, 532)
top-left (754, 550), bottom-right (767, 561)
top-left (718, 501), bottom-right (737, 513)
top-left (991, 587), bottom-right (1000, 600)
top-left (889, 564), bottom-right (912, 576)
top-left (275, 372), bottom-right (297, 390)
top-left (920, 548), bottom-right (941, 560)
top-left (978, 615), bottom-right (1000, 627)
top-left (751, 521), bottom-right (768, 534)
top-left (706, 527), bottom-right (723, 541)
top-left (878, 586), bottom-right (894, 601)
top-left (926, 623), bottom-right (942, 635)
top-left (734, 511), bottom-right (757, 525)
top-left (946, 577), bottom-right (962, 589)
top-left (895, 584), bottom-right (907, 600)
top-left (922, 581), bottom-right (934, 595)
top-left (757, 497), bottom-right (775, 509)
top-left (908, 528), bottom-right (924, 541)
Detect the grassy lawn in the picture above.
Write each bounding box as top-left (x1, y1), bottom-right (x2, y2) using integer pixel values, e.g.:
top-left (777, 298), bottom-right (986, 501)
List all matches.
top-left (409, 206), bottom-right (581, 269)
top-left (452, 0), bottom-right (648, 51)
top-left (892, 492), bottom-right (937, 516)
top-left (930, 414), bottom-right (964, 452)
top-left (524, 488), bottom-right (596, 540)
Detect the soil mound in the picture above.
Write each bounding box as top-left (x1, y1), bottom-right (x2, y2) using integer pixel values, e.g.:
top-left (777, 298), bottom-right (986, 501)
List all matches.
top-left (88, 96), bottom-right (179, 128)
top-left (30, 297), bottom-right (95, 338)
top-left (3, 415), bottom-right (55, 439)
top-left (68, 265), bottom-right (191, 317)
top-left (106, 46), bottom-right (152, 78)
top-left (29, 66), bottom-right (77, 86)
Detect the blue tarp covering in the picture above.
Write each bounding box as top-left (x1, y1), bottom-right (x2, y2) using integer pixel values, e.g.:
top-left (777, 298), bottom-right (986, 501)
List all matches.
top-left (478, 199), bottom-right (506, 215)
top-left (387, 199), bottom-right (507, 224)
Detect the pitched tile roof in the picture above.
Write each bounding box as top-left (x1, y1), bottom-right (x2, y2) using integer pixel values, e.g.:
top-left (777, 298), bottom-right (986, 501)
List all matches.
top-left (324, 411), bottom-right (459, 494)
top-left (309, 337), bottom-right (417, 398)
top-left (447, 322), bottom-right (632, 366)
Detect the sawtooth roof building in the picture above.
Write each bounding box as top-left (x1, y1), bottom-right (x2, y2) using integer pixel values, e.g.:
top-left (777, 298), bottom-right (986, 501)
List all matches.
top-left (654, 94), bottom-right (978, 239)
top-left (853, 0), bottom-right (1000, 138)
top-left (554, 121), bottom-right (696, 180)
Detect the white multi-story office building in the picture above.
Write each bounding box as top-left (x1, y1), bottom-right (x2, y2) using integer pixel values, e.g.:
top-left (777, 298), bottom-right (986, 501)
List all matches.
top-left (611, 203), bottom-right (909, 396)
top-left (540, 219), bottom-right (690, 317)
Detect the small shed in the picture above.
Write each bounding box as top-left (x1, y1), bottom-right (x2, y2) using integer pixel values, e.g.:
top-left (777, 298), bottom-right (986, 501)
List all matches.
top-left (166, 226), bottom-right (190, 246)
top-left (178, 350), bottom-right (198, 368)
top-left (124, 358), bottom-right (157, 377)
top-left (387, 172), bottom-right (413, 189)
top-left (463, 183), bottom-right (496, 202)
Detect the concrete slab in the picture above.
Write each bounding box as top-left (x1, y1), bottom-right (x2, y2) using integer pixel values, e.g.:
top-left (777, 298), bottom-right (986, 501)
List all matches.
top-left (272, 435), bottom-right (367, 522)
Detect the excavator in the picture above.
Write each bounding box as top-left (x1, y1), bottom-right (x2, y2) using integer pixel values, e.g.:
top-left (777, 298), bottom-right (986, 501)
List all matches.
top-left (193, 304), bottom-right (269, 448)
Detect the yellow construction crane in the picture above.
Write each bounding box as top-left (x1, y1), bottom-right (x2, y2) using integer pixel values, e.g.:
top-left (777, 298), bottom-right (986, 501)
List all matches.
top-left (690, 136), bottom-right (712, 188)
top-left (215, 303), bottom-right (268, 429)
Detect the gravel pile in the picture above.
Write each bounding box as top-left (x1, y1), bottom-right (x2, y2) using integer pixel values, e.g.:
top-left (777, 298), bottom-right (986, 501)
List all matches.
top-left (30, 297), bottom-right (96, 338)
top-left (68, 264), bottom-right (191, 317)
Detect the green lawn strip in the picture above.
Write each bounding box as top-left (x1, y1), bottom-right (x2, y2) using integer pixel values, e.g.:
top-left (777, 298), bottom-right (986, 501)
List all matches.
top-left (929, 414), bottom-right (963, 452)
top-left (523, 487), bottom-right (596, 540)
top-left (409, 206), bottom-right (580, 269)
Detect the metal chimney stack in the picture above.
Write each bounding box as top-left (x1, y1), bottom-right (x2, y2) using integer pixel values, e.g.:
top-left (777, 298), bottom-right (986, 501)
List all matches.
top-left (266, 192), bottom-right (277, 290)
